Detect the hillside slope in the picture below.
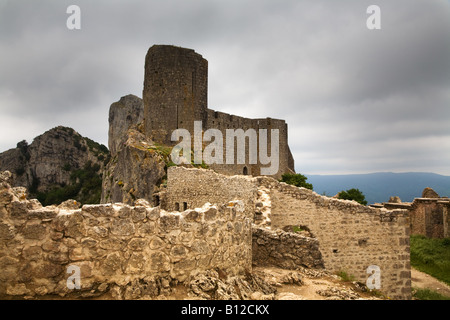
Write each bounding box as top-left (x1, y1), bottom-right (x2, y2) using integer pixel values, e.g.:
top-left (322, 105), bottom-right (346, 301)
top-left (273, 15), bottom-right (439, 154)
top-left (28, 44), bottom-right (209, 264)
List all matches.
top-left (0, 126), bottom-right (109, 205)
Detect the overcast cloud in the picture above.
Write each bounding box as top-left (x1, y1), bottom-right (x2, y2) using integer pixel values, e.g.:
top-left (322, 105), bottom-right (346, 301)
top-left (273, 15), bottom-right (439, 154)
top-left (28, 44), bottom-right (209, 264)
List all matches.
top-left (1, 0), bottom-right (449, 175)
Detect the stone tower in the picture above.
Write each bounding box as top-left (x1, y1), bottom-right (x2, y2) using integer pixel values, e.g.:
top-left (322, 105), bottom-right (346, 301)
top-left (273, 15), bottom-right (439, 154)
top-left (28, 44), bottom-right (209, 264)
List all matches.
top-left (143, 45), bottom-right (208, 144)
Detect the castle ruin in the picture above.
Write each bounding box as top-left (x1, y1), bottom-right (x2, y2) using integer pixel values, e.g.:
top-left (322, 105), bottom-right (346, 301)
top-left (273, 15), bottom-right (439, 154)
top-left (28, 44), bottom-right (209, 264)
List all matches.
top-left (0, 45), bottom-right (413, 300)
top-left (143, 45), bottom-right (295, 178)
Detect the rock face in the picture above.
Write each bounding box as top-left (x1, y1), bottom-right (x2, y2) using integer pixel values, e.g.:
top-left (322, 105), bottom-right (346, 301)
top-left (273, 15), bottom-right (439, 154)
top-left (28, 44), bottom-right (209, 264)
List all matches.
top-left (108, 94), bottom-right (144, 156)
top-left (101, 129), bottom-right (166, 205)
top-left (0, 126), bottom-right (108, 203)
top-left (101, 95), bottom-right (166, 205)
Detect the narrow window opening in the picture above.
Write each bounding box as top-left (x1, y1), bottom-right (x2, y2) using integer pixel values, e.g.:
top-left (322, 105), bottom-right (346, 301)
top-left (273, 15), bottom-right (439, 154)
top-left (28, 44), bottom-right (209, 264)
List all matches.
top-left (154, 195), bottom-right (160, 207)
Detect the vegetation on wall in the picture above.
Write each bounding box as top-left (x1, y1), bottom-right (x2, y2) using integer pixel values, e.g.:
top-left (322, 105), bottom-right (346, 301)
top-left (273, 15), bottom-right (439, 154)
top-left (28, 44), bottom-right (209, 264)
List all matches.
top-left (337, 188), bottom-right (368, 205)
top-left (280, 173), bottom-right (313, 190)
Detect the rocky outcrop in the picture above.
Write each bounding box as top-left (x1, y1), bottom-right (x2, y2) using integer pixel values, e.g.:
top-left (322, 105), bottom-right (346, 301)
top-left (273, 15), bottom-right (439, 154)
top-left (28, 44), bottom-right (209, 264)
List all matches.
top-left (101, 129), bottom-right (166, 205)
top-left (108, 94), bottom-right (144, 156)
top-left (0, 126), bottom-right (109, 204)
top-left (101, 95), bottom-right (167, 205)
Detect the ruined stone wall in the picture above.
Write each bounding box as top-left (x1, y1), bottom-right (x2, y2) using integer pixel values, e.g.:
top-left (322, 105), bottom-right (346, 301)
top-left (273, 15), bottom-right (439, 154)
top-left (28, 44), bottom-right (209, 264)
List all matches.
top-left (257, 177), bottom-right (411, 300)
top-left (0, 171), bottom-right (252, 299)
top-left (380, 196), bottom-right (450, 239)
top-left (252, 226), bottom-right (324, 270)
top-left (163, 167), bottom-right (412, 300)
top-left (409, 198), bottom-right (449, 238)
top-left (162, 166), bottom-right (259, 216)
top-left (204, 109), bottom-right (294, 179)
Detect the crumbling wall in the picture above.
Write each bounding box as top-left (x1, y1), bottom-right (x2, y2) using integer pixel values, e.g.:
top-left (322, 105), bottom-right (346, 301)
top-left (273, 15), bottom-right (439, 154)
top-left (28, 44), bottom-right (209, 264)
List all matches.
top-left (257, 177), bottom-right (411, 300)
top-left (252, 226), bottom-right (324, 270)
top-left (0, 171), bottom-right (252, 299)
top-left (162, 167), bottom-right (412, 300)
top-left (162, 166), bottom-right (259, 216)
top-left (409, 198), bottom-right (449, 238)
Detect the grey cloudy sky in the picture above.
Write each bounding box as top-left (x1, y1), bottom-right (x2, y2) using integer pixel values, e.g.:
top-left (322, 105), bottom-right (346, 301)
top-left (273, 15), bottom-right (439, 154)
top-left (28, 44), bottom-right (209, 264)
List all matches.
top-left (1, 0), bottom-right (449, 175)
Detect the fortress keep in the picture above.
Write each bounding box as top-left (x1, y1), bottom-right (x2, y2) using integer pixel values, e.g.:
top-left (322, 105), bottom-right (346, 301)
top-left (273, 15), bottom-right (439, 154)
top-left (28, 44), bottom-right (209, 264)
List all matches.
top-left (143, 45), bottom-right (295, 178)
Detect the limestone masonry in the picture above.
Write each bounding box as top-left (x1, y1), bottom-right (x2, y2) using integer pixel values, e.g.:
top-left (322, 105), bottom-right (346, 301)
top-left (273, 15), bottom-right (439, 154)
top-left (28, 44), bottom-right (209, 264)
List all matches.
top-left (162, 166), bottom-right (412, 299)
top-left (374, 187), bottom-right (450, 239)
top-left (0, 167), bottom-right (412, 299)
top-left (0, 171), bottom-right (253, 298)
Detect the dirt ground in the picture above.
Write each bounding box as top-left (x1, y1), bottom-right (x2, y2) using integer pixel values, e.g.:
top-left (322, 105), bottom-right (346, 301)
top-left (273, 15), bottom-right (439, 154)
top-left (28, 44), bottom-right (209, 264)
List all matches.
top-left (411, 267), bottom-right (450, 298)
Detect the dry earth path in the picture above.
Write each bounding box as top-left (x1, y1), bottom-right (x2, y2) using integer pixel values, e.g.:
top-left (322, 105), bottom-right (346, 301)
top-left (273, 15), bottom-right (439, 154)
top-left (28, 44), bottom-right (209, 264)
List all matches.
top-left (411, 267), bottom-right (450, 297)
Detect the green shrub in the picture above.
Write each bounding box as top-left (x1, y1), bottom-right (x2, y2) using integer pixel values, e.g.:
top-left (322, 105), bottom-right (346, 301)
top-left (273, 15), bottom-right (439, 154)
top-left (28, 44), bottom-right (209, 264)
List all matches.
top-left (337, 271), bottom-right (355, 282)
top-left (36, 161), bottom-right (103, 206)
top-left (337, 188), bottom-right (368, 205)
top-left (280, 173), bottom-right (313, 190)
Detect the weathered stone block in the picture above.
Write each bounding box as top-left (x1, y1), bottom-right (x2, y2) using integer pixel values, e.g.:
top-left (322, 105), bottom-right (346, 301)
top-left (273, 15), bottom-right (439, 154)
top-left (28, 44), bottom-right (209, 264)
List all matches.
top-left (48, 252), bottom-right (69, 265)
top-left (0, 222), bottom-right (15, 240)
top-left (204, 207), bottom-right (217, 221)
top-left (170, 245), bottom-right (188, 262)
top-left (28, 209), bottom-right (58, 220)
top-left (126, 252), bottom-right (146, 274)
top-left (128, 238), bottom-right (148, 251)
top-left (22, 246), bottom-right (42, 261)
top-left (147, 207), bottom-right (160, 221)
top-left (149, 236), bottom-right (165, 250)
top-left (103, 252), bottom-right (123, 273)
top-left (99, 238), bottom-right (128, 251)
top-left (6, 283), bottom-right (31, 296)
top-left (118, 205), bottom-right (132, 218)
top-left (82, 204), bottom-right (115, 216)
top-left (9, 201), bottom-right (28, 219)
top-left (81, 237), bottom-right (98, 248)
top-left (34, 262), bottom-right (64, 278)
top-left (132, 207), bottom-right (147, 222)
top-left (65, 214), bottom-right (87, 238)
top-left (110, 218), bottom-right (135, 237)
top-left (91, 226), bottom-right (109, 238)
top-left (160, 214), bottom-right (180, 231)
top-left (149, 251), bottom-right (170, 272)
top-left (23, 222), bottom-right (47, 240)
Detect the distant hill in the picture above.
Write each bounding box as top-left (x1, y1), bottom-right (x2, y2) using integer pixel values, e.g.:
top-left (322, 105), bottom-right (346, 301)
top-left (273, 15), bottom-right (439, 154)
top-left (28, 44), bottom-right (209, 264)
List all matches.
top-left (305, 172), bottom-right (450, 205)
top-left (0, 126), bottom-right (109, 206)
